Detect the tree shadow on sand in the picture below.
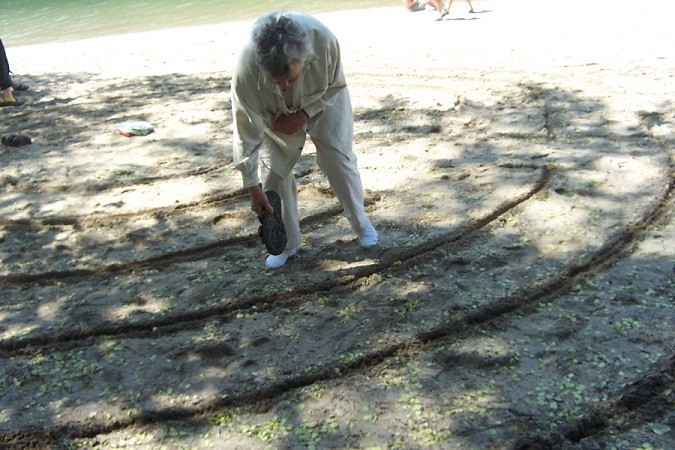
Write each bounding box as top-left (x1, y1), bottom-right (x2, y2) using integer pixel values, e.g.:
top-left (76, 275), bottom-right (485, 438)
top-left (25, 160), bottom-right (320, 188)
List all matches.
top-left (0, 72), bottom-right (673, 448)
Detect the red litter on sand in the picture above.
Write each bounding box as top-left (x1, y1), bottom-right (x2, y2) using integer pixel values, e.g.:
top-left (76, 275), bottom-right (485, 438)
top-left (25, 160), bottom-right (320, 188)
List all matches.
top-left (115, 121), bottom-right (154, 137)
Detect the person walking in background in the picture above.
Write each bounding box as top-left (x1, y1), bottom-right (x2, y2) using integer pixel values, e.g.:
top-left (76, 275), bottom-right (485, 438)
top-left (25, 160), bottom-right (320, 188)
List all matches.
top-left (444, 0), bottom-right (475, 16)
top-left (0, 38), bottom-right (29, 106)
top-left (231, 10), bottom-right (378, 269)
top-left (403, 0), bottom-right (475, 19)
top-left (402, 0), bottom-right (444, 14)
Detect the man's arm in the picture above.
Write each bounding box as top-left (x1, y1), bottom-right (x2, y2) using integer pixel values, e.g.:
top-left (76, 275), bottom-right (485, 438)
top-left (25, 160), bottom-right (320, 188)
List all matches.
top-left (271, 109), bottom-right (309, 135)
top-left (231, 48), bottom-right (266, 189)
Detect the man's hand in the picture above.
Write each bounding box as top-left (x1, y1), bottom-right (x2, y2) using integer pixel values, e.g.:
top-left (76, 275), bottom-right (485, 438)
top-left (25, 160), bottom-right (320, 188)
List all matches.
top-left (271, 110), bottom-right (309, 135)
top-left (248, 185), bottom-right (274, 219)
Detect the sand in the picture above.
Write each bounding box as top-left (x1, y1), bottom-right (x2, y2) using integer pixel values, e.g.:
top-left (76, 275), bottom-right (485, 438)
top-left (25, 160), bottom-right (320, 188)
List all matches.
top-left (1, 1), bottom-right (674, 448)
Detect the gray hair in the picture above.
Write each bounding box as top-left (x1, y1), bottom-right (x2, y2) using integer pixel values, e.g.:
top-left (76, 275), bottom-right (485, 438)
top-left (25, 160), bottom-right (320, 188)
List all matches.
top-left (252, 12), bottom-right (311, 80)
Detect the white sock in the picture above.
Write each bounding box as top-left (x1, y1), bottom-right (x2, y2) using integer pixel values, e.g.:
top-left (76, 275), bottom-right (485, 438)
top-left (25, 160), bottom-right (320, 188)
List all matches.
top-left (265, 248), bottom-right (298, 269)
top-left (358, 224), bottom-right (378, 248)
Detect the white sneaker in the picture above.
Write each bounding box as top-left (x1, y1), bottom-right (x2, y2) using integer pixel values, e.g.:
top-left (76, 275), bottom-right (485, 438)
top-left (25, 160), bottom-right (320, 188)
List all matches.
top-left (265, 248), bottom-right (297, 269)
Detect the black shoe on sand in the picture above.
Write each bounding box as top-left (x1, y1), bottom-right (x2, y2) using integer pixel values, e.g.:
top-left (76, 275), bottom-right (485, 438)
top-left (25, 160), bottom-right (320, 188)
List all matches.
top-left (1, 134), bottom-right (31, 147)
top-left (258, 190), bottom-right (287, 256)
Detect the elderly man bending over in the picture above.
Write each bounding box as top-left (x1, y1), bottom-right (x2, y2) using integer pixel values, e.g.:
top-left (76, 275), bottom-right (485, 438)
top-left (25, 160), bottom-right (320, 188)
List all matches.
top-left (231, 11), bottom-right (378, 269)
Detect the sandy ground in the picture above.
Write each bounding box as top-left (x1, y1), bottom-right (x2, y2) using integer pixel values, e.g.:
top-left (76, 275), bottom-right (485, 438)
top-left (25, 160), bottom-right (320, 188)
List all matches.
top-left (1, 0), bottom-right (674, 448)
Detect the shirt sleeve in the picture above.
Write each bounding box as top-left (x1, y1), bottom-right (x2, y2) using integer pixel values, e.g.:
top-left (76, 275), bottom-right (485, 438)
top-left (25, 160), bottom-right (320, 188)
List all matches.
top-left (231, 49), bottom-right (266, 189)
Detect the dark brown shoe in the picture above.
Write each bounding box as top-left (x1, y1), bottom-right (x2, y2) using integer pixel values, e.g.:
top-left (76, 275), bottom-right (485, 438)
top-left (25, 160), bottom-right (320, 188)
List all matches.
top-left (258, 190), bottom-right (287, 256)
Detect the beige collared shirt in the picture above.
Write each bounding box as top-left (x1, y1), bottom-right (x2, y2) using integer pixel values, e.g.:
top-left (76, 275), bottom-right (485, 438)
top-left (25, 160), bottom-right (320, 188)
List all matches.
top-left (231, 11), bottom-right (354, 188)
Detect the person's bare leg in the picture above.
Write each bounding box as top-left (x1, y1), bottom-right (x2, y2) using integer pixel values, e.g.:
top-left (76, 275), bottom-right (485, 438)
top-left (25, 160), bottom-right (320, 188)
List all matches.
top-left (2, 86), bottom-right (15, 102)
top-left (466, 0), bottom-right (475, 12)
top-left (436, 0), bottom-right (449, 18)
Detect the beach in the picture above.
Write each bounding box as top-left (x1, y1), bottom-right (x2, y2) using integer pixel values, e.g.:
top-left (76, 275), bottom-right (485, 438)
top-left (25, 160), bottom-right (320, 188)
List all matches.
top-left (1, 1), bottom-right (674, 448)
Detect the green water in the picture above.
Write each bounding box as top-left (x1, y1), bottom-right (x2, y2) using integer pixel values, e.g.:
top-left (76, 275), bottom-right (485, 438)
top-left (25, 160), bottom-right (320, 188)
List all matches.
top-left (2, 0), bottom-right (393, 46)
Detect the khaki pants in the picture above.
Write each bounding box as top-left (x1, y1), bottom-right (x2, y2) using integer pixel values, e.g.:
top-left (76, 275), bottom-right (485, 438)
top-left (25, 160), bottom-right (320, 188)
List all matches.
top-left (261, 135), bottom-right (371, 250)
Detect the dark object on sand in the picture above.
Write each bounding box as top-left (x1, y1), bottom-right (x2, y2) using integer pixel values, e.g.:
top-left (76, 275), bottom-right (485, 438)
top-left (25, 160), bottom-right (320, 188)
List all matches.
top-left (1, 134), bottom-right (32, 147)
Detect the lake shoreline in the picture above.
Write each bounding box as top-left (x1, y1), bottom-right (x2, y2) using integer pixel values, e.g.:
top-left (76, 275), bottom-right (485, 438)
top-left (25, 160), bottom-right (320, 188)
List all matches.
top-left (2, 0), bottom-right (396, 47)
